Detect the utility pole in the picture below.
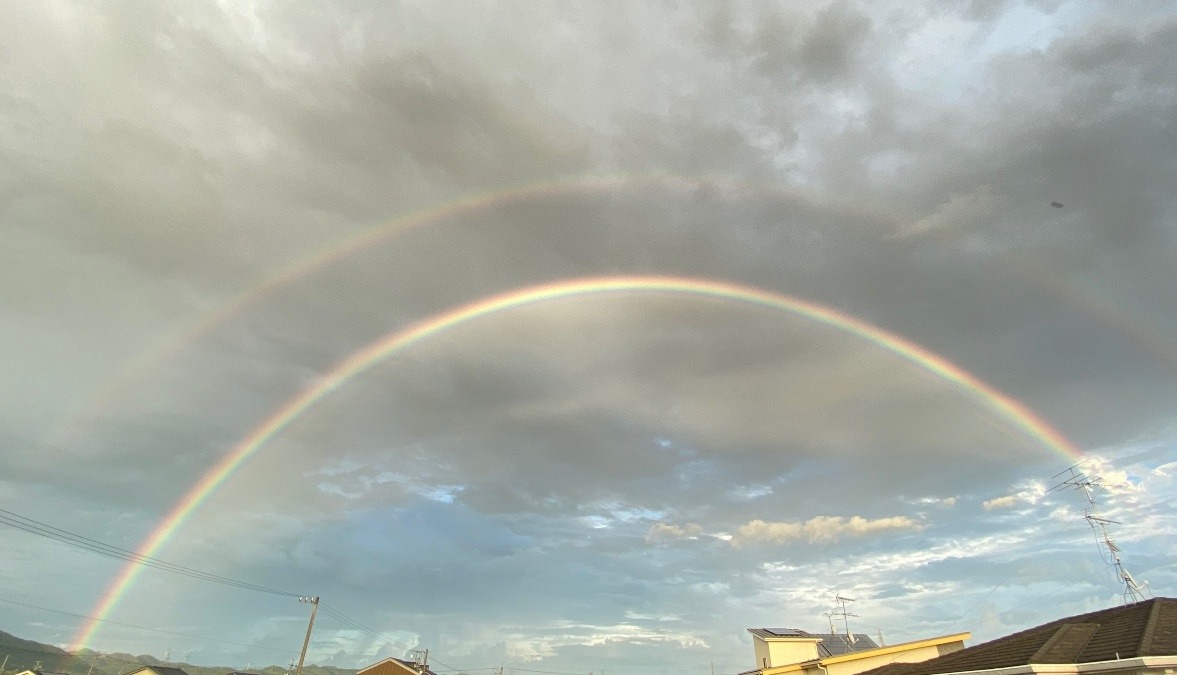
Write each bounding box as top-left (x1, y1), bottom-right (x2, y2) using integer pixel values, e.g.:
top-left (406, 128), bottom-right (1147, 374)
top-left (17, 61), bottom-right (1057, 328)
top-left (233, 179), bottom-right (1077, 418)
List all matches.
top-left (409, 649), bottom-right (428, 674)
top-left (1, 654), bottom-right (9, 675)
top-left (295, 596), bottom-right (320, 675)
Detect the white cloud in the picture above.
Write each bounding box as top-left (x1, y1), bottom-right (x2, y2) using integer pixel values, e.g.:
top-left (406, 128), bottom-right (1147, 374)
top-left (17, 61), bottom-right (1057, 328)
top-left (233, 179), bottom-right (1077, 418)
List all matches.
top-left (733, 515), bottom-right (923, 546)
top-left (645, 522), bottom-right (703, 542)
top-left (983, 481), bottom-right (1048, 511)
top-left (983, 495), bottom-right (1019, 510)
top-left (496, 621), bottom-right (709, 662)
top-left (911, 495), bottom-right (958, 508)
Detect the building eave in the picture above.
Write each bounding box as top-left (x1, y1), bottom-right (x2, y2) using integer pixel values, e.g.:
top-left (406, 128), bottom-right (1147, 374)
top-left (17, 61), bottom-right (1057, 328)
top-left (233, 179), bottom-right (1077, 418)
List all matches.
top-left (820, 633), bottom-right (973, 666)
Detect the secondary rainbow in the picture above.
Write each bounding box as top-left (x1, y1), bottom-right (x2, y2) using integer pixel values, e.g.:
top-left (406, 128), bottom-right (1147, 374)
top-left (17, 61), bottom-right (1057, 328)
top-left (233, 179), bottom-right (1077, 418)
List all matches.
top-left (70, 274), bottom-right (1084, 651)
top-left (51, 172), bottom-right (746, 446)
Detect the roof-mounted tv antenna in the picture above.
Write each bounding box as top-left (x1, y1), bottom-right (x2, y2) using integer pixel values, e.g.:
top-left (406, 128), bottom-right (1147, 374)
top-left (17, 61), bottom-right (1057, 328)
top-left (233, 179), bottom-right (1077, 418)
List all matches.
top-left (831, 594), bottom-right (858, 643)
top-left (1050, 462), bottom-right (1149, 604)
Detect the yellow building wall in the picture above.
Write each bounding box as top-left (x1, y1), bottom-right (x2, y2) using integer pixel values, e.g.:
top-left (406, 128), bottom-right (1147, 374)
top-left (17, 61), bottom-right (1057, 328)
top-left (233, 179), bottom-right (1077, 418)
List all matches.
top-left (754, 637), bottom-right (824, 669)
top-left (769, 640), bottom-right (822, 667)
top-left (755, 639), bottom-right (772, 670)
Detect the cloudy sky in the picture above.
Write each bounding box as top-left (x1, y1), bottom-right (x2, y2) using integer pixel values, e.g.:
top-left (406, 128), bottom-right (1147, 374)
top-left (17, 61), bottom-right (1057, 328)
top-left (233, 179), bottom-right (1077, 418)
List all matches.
top-left (2, 1), bottom-right (1176, 674)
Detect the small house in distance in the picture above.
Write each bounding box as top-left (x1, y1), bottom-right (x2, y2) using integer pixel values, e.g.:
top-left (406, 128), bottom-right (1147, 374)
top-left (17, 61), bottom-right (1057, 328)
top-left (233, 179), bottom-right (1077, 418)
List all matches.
top-left (744, 628), bottom-right (970, 675)
top-left (123, 667), bottom-right (193, 675)
top-left (14, 670), bottom-right (71, 675)
top-left (357, 657), bottom-right (439, 675)
top-left (122, 664), bottom-right (191, 675)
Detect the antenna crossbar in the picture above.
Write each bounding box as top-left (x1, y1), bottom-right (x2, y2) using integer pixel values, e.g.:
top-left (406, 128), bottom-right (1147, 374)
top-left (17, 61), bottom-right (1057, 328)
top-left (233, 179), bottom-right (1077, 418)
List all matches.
top-left (1051, 463), bottom-right (1148, 604)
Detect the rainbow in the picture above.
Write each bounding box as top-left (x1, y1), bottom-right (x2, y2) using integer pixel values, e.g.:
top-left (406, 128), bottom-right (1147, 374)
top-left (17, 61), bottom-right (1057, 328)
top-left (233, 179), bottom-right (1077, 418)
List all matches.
top-left (69, 275), bottom-right (1084, 651)
top-left (51, 172), bottom-right (779, 446)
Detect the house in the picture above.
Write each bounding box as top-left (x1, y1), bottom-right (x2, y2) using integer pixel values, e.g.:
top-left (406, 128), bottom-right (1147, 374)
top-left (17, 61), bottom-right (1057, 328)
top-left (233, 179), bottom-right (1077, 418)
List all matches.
top-left (122, 667), bottom-right (193, 675)
top-left (357, 657), bottom-right (439, 675)
top-left (743, 627), bottom-right (971, 675)
top-left (14, 670), bottom-right (71, 675)
top-left (857, 597), bottom-right (1177, 675)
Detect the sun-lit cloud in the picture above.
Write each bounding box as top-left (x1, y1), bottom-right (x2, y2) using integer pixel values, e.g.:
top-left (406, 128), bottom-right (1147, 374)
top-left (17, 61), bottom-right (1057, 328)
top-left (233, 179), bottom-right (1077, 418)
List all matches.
top-left (732, 515), bottom-right (924, 546)
top-left (645, 522), bottom-right (704, 542)
top-left (1, 2), bottom-right (1175, 674)
top-left (983, 481), bottom-right (1048, 511)
top-left (983, 495), bottom-right (1019, 510)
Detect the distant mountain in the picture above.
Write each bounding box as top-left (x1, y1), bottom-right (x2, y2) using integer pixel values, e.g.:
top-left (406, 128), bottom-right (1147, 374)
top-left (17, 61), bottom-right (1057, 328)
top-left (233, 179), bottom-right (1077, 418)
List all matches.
top-left (0, 630), bottom-right (357, 675)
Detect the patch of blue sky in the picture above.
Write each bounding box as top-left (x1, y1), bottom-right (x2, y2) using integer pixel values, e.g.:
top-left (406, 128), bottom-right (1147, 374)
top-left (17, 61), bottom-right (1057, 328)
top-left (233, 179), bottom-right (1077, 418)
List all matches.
top-left (727, 484), bottom-right (773, 501)
top-left (888, 2), bottom-right (1097, 104)
top-left (415, 483), bottom-right (466, 503)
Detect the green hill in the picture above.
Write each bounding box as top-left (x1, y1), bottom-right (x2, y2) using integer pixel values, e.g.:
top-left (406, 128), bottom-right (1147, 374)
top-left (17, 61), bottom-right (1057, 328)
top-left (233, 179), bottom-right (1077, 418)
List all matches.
top-left (0, 630), bottom-right (356, 675)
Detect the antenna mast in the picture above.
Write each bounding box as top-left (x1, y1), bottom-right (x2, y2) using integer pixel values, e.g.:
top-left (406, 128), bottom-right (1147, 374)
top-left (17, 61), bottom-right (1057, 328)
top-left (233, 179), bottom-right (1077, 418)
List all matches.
top-left (831, 595), bottom-right (858, 643)
top-left (1050, 463), bottom-right (1148, 604)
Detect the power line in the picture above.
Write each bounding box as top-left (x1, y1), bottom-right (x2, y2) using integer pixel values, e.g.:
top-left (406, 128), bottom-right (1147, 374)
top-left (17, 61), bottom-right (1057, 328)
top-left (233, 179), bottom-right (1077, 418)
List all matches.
top-left (0, 596), bottom-right (299, 656)
top-left (0, 507), bottom-right (303, 597)
top-left (1, 508), bottom-right (476, 673)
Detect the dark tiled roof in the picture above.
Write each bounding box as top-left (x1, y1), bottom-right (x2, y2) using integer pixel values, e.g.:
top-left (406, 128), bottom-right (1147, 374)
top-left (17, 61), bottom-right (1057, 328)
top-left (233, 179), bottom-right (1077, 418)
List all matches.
top-left (749, 628), bottom-right (816, 639)
top-left (860, 598), bottom-right (1177, 675)
top-left (813, 633), bottom-right (880, 656)
top-left (747, 628), bottom-right (880, 656)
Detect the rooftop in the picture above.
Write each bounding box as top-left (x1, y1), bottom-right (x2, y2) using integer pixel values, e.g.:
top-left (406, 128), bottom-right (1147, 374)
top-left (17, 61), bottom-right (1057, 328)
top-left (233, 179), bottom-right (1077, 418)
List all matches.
top-left (859, 598), bottom-right (1177, 675)
top-left (748, 628), bottom-right (882, 657)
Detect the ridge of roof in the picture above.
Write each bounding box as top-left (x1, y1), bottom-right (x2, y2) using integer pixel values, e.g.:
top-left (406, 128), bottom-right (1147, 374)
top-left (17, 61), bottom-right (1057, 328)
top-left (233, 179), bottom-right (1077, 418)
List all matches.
top-left (356, 656), bottom-right (438, 675)
top-left (858, 598), bottom-right (1177, 675)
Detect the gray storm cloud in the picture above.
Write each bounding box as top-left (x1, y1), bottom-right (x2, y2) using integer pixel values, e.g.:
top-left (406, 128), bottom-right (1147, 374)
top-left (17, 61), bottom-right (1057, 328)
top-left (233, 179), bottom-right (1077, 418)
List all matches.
top-left (1, 1), bottom-right (1175, 674)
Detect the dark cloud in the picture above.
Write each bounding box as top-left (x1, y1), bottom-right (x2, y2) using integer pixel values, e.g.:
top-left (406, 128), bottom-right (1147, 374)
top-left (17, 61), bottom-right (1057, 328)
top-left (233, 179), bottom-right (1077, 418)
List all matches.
top-left (2, 1), bottom-right (1176, 673)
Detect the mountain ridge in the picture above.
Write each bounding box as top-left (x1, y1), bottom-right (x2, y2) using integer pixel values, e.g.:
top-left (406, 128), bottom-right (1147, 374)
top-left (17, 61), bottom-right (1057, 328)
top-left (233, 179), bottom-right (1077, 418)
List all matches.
top-left (0, 630), bottom-right (357, 675)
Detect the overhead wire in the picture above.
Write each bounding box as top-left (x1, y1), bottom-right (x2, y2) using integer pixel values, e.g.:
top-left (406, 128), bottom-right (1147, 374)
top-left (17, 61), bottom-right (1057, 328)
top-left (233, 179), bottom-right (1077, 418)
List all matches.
top-left (0, 507), bottom-right (304, 597)
top-left (5, 507), bottom-right (718, 674)
top-left (2, 506), bottom-right (492, 672)
top-left (0, 595), bottom-right (299, 656)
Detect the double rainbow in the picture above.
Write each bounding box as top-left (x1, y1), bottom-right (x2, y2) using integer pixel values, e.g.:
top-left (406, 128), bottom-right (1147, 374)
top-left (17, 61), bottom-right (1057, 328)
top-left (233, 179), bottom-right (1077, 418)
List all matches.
top-left (69, 274), bottom-right (1082, 651)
